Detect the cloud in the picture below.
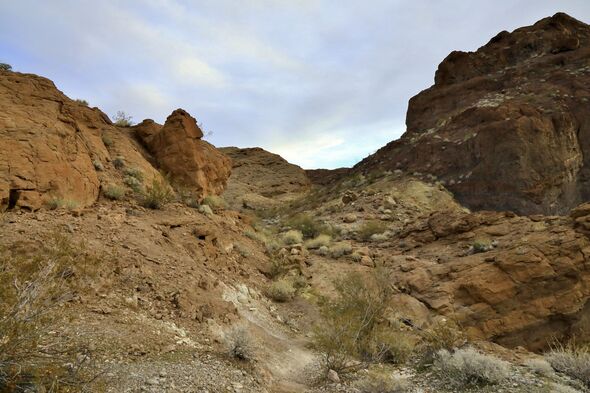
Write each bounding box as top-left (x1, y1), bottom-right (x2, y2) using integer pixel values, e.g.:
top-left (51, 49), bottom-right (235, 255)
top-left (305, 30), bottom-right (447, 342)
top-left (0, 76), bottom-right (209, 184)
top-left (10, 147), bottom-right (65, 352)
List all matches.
top-left (174, 57), bottom-right (227, 88)
top-left (1, 0), bottom-right (590, 168)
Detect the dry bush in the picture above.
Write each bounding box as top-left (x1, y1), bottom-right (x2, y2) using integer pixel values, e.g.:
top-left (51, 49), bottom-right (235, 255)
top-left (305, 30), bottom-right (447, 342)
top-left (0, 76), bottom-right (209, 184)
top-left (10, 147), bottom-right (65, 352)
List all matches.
top-left (139, 178), bottom-right (173, 209)
top-left (434, 347), bottom-right (511, 387)
top-left (421, 318), bottom-right (467, 365)
top-left (47, 198), bottom-right (79, 211)
top-left (103, 184), bottom-right (125, 200)
top-left (546, 340), bottom-right (590, 387)
top-left (357, 221), bottom-right (388, 242)
top-left (365, 329), bottom-right (417, 365)
top-left (75, 99), bottom-right (88, 106)
top-left (286, 213), bottom-right (328, 239)
top-left (0, 63), bottom-right (12, 71)
top-left (112, 156), bottom-right (125, 169)
top-left (123, 167), bottom-right (144, 182)
top-left (305, 234), bottom-right (331, 250)
top-left (225, 327), bottom-right (256, 361)
top-left (101, 135), bottom-right (113, 148)
top-left (312, 270), bottom-right (403, 374)
top-left (281, 230), bottom-right (303, 246)
top-left (112, 111), bottom-right (133, 127)
top-left (202, 195), bottom-right (226, 210)
top-left (524, 358), bottom-right (554, 376)
top-left (266, 280), bottom-right (295, 302)
top-left (123, 176), bottom-right (142, 193)
top-left (0, 233), bottom-right (102, 392)
top-left (354, 371), bottom-right (409, 393)
top-left (330, 242), bottom-right (353, 258)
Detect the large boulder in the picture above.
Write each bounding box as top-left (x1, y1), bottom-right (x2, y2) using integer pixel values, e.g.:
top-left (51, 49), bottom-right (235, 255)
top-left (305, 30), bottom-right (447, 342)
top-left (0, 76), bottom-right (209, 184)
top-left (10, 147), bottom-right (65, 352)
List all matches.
top-left (136, 109), bottom-right (231, 198)
top-left (0, 70), bottom-right (105, 210)
top-left (355, 13), bottom-right (590, 215)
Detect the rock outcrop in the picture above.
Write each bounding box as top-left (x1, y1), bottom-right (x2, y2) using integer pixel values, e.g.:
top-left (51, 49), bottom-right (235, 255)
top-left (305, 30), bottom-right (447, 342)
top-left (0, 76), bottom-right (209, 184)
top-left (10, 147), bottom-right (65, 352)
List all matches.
top-left (0, 70), bottom-right (106, 210)
top-left (220, 147), bottom-right (310, 210)
top-left (134, 110), bottom-right (231, 199)
top-left (387, 207), bottom-right (590, 350)
top-left (355, 13), bottom-right (590, 215)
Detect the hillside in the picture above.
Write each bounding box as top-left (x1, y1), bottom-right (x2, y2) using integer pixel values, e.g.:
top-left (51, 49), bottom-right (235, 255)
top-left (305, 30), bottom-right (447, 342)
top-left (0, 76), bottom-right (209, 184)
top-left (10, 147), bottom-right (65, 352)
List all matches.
top-left (1, 12), bottom-right (590, 393)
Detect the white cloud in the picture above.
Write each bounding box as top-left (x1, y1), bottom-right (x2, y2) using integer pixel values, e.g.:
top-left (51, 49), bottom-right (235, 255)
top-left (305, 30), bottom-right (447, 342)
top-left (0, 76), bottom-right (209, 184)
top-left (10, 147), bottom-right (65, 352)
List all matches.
top-left (174, 57), bottom-right (227, 88)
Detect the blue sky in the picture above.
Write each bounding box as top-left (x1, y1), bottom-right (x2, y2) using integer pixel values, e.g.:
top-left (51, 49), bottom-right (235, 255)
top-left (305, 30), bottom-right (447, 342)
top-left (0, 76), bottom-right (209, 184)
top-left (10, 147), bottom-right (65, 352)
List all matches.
top-left (1, 1), bottom-right (590, 169)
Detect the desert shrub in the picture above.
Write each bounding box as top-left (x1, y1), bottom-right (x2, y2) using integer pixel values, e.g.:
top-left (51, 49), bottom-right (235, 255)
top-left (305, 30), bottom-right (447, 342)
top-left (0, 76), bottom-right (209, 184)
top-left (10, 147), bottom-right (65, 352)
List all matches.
top-left (365, 329), bottom-right (417, 365)
top-left (124, 167), bottom-right (144, 182)
top-left (524, 358), bottom-right (554, 376)
top-left (267, 257), bottom-right (288, 279)
top-left (112, 156), bottom-right (125, 169)
top-left (197, 204), bottom-right (213, 216)
top-left (434, 347), bottom-right (511, 387)
top-left (281, 230), bottom-right (303, 245)
top-left (266, 279), bottom-right (295, 302)
top-left (472, 239), bottom-right (492, 253)
top-left (358, 220), bottom-right (388, 241)
top-left (202, 195), bottom-right (226, 210)
top-left (112, 111), bottom-right (133, 127)
top-left (226, 327), bottom-right (255, 361)
top-left (370, 232), bottom-right (390, 242)
top-left (547, 383), bottom-right (584, 393)
top-left (313, 270), bottom-right (398, 374)
top-left (420, 317), bottom-right (465, 354)
top-left (124, 175), bottom-right (142, 192)
top-left (92, 160), bottom-right (104, 171)
top-left (0, 63), bottom-right (12, 71)
top-left (139, 178), bottom-right (173, 209)
top-left (354, 371), bottom-right (409, 393)
top-left (75, 99), bottom-right (88, 106)
top-left (0, 233), bottom-right (101, 391)
top-left (305, 234), bottom-right (331, 249)
top-left (101, 134), bottom-right (113, 147)
top-left (286, 213), bottom-right (328, 239)
top-left (546, 340), bottom-right (590, 387)
top-left (103, 184), bottom-right (125, 200)
top-left (330, 242), bottom-right (353, 258)
top-left (46, 198), bottom-right (79, 210)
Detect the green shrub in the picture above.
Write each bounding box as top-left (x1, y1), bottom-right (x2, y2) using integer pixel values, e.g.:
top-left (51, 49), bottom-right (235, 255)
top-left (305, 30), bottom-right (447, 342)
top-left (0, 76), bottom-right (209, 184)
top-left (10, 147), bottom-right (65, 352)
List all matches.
top-left (112, 156), bottom-right (125, 169)
top-left (354, 371), bottom-right (409, 393)
top-left (472, 240), bottom-right (492, 253)
top-left (75, 99), bottom-right (88, 106)
top-left (266, 279), bottom-right (295, 302)
top-left (313, 270), bottom-right (399, 373)
top-left (281, 230), bottom-right (303, 245)
top-left (546, 340), bottom-right (590, 387)
top-left (124, 175), bottom-right (142, 192)
top-left (46, 198), bottom-right (79, 210)
top-left (112, 111), bottom-right (133, 127)
top-left (434, 347), bottom-right (511, 387)
top-left (139, 178), bottom-right (173, 209)
top-left (0, 233), bottom-right (101, 391)
top-left (101, 134), bottom-right (113, 147)
top-left (286, 213), bottom-right (327, 239)
top-left (0, 63), bottom-right (12, 71)
top-left (103, 184), bottom-right (125, 200)
top-left (202, 195), bottom-right (226, 210)
top-left (357, 220), bottom-right (388, 241)
top-left (305, 234), bottom-right (331, 249)
top-left (92, 160), bottom-right (104, 171)
top-left (124, 167), bottom-right (144, 182)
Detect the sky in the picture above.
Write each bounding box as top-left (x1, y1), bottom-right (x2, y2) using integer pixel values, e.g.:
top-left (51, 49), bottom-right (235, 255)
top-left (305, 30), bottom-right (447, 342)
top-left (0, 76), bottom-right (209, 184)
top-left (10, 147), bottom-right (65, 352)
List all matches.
top-left (1, 1), bottom-right (590, 169)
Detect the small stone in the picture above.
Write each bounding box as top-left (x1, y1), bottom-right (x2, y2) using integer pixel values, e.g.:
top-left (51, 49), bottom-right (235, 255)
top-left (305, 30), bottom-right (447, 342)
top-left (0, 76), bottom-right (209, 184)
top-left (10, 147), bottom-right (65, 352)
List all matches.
top-left (327, 369), bottom-right (340, 383)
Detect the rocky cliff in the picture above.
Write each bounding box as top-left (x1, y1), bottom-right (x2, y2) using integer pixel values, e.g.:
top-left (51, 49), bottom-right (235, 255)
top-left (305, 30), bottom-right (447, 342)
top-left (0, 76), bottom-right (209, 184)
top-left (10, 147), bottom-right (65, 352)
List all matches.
top-left (355, 12), bottom-right (590, 215)
top-left (0, 71), bottom-right (230, 211)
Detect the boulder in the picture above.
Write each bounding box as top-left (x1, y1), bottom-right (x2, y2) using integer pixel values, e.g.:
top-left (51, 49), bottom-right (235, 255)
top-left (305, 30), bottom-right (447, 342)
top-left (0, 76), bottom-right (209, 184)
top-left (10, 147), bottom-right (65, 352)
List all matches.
top-left (138, 109), bottom-right (231, 198)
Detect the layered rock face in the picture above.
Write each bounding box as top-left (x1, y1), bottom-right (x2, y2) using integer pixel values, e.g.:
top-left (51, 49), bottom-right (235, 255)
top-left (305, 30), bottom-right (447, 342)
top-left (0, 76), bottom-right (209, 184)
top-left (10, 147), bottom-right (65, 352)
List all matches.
top-left (0, 70), bottom-right (230, 211)
top-left (0, 70), bottom-right (107, 210)
top-left (355, 13), bottom-right (590, 215)
top-left (388, 207), bottom-right (590, 350)
top-left (220, 147), bottom-right (310, 210)
top-left (134, 109), bottom-right (231, 198)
